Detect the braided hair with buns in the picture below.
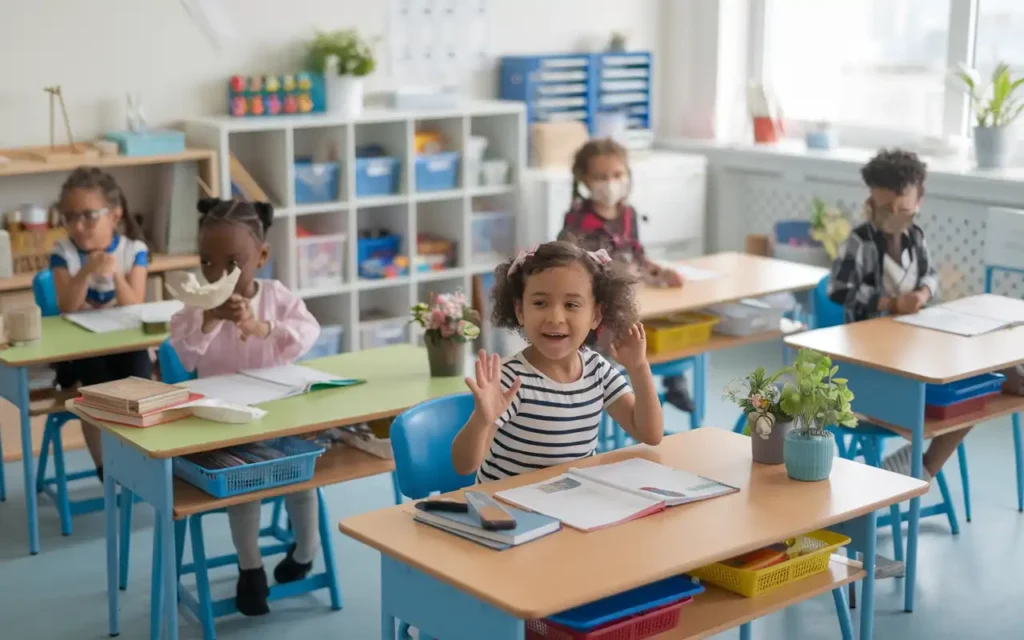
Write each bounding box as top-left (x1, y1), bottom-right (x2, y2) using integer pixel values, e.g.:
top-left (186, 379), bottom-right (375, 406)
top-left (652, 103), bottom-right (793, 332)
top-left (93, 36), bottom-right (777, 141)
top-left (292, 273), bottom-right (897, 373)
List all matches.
top-left (197, 198), bottom-right (274, 241)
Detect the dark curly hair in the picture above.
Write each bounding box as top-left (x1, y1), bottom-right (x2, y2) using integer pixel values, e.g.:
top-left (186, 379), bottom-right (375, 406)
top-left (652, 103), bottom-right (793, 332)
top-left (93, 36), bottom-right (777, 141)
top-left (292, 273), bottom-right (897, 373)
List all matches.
top-left (197, 198), bottom-right (274, 242)
top-left (491, 241), bottom-right (639, 347)
top-left (860, 148), bottom-right (927, 197)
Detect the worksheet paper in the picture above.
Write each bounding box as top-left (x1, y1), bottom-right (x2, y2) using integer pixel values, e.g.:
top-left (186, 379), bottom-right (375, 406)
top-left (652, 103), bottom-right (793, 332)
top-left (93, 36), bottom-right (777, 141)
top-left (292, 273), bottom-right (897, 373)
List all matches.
top-left (671, 264), bottom-right (722, 281)
top-left (182, 364), bottom-right (352, 406)
top-left (894, 306), bottom-right (1013, 337)
top-left (65, 300), bottom-right (184, 333)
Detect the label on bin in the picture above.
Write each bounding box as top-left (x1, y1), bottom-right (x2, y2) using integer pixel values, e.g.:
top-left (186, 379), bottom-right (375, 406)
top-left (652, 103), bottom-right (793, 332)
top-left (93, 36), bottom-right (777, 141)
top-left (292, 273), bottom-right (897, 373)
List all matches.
top-left (366, 160), bottom-right (390, 176)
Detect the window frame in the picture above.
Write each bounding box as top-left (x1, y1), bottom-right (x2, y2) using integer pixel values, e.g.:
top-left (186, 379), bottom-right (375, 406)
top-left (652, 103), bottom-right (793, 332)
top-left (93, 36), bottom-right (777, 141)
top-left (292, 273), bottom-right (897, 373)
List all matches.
top-left (750, 0), bottom-right (981, 146)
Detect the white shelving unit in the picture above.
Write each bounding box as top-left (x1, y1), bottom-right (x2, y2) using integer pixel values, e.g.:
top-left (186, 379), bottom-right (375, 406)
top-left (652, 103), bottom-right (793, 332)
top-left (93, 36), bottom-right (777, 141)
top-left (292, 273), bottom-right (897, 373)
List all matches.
top-left (185, 99), bottom-right (525, 353)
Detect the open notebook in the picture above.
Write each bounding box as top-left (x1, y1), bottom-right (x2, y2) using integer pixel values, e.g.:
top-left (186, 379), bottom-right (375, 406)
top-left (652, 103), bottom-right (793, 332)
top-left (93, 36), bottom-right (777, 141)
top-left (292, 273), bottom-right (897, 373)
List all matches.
top-left (182, 364), bottom-right (362, 406)
top-left (895, 295), bottom-right (1024, 337)
top-left (65, 300), bottom-right (185, 333)
top-left (495, 458), bottom-right (738, 532)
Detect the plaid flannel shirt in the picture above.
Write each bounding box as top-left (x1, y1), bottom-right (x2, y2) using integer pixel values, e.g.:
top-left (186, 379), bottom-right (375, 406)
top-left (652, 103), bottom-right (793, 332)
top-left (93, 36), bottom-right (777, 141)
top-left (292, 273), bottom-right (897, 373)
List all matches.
top-left (828, 220), bottom-right (940, 323)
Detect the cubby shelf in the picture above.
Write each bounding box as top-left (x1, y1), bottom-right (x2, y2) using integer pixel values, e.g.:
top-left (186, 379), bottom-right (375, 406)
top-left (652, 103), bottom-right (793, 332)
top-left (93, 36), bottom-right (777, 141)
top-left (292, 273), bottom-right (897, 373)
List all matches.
top-left (185, 100), bottom-right (525, 353)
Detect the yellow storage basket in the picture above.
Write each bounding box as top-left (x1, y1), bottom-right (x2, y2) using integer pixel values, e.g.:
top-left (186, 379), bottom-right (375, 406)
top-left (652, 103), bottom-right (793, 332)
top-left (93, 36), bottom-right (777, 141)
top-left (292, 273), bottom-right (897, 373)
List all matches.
top-left (689, 529), bottom-right (851, 598)
top-left (645, 312), bottom-right (719, 354)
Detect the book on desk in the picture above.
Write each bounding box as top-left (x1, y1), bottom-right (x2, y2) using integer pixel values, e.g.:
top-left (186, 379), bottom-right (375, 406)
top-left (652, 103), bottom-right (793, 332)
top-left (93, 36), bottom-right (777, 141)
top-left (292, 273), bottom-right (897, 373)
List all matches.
top-left (413, 502), bottom-right (561, 550)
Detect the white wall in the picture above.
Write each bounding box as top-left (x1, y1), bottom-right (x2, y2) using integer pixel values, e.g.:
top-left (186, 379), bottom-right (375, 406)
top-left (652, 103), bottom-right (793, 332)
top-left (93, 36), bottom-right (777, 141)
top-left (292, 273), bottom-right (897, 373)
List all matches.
top-left (0, 0), bottom-right (663, 148)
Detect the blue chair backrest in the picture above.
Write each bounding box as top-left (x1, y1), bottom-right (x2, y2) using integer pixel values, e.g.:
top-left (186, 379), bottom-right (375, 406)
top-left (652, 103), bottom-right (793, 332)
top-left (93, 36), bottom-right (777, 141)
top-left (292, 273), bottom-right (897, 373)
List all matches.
top-left (32, 270), bottom-right (61, 317)
top-left (390, 394), bottom-right (478, 499)
top-left (158, 340), bottom-right (196, 384)
top-left (812, 275), bottom-right (845, 329)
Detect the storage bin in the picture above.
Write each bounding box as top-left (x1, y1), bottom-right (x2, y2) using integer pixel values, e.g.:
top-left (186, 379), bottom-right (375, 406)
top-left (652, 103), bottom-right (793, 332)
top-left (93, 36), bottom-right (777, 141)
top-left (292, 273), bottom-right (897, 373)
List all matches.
top-left (708, 298), bottom-right (786, 336)
top-left (471, 213), bottom-right (515, 265)
top-left (294, 159), bottom-right (341, 204)
top-left (466, 136), bottom-right (489, 187)
top-left (355, 156), bottom-right (401, 197)
top-left (689, 529), bottom-right (850, 598)
top-left (771, 219), bottom-right (831, 268)
top-left (296, 233), bottom-right (346, 289)
top-left (645, 313), bottom-right (718, 354)
top-left (924, 372), bottom-right (1006, 419)
top-left (359, 318), bottom-right (408, 349)
top-left (481, 159), bottom-right (511, 186)
top-left (301, 324), bottom-right (344, 361)
top-left (255, 258), bottom-right (274, 280)
top-left (526, 599), bottom-right (693, 640)
top-left (357, 233), bottom-right (403, 279)
top-left (540, 575), bottom-right (703, 633)
top-left (104, 129), bottom-right (186, 156)
top-left (173, 437), bottom-right (325, 499)
top-left (415, 151), bottom-right (460, 191)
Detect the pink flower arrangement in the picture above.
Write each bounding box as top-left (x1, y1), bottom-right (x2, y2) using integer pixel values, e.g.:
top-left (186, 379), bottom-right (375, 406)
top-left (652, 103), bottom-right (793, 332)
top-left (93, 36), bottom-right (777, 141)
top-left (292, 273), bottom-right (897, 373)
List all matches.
top-left (411, 291), bottom-right (481, 343)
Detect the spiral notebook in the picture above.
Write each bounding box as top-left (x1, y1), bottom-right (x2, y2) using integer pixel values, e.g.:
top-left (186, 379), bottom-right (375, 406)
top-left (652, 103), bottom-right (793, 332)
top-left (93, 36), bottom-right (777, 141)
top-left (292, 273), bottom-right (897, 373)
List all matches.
top-left (182, 364), bottom-right (362, 406)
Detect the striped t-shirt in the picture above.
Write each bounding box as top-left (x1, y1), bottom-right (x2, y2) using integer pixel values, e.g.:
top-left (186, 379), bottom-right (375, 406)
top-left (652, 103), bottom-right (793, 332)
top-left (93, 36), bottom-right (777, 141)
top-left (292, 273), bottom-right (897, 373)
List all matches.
top-left (50, 234), bottom-right (149, 307)
top-left (476, 349), bottom-right (632, 483)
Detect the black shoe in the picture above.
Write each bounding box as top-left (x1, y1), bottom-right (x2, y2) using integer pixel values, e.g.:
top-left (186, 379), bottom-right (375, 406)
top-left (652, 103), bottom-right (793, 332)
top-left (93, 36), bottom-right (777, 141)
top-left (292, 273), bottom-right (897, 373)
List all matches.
top-left (236, 567), bottom-right (270, 616)
top-left (274, 544), bottom-right (314, 584)
top-left (96, 466), bottom-right (104, 484)
top-left (663, 376), bottom-right (696, 414)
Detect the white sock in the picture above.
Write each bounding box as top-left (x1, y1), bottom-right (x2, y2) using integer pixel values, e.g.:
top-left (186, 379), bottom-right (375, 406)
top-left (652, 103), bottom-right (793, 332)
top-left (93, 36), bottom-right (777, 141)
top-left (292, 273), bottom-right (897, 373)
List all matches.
top-left (227, 501), bottom-right (264, 570)
top-left (284, 489), bottom-right (319, 565)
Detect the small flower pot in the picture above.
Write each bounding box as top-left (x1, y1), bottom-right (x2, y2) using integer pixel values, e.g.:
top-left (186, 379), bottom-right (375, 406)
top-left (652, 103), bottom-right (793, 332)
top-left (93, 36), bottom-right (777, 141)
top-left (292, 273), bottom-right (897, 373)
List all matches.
top-left (425, 336), bottom-right (466, 378)
top-left (974, 125), bottom-right (1014, 169)
top-left (327, 74), bottom-right (364, 117)
top-left (783, 428), bottom-right (834, 481)
top-left (750, 415), bottom-right (793, 465)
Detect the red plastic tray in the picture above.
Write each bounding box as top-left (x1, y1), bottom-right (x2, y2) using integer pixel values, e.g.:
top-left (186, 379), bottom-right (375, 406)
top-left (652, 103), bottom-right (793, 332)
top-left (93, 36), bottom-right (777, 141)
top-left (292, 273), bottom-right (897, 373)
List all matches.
top-left (525, 598), bottom-right (692, 640)
top-left (925, 392), bottom-right (999, 420)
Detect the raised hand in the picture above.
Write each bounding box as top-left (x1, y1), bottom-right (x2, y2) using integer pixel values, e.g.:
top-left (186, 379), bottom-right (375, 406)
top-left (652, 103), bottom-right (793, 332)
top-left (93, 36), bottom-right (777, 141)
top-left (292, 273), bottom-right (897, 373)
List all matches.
top-left (609, 322), bottom-right (649, 372)
top-left (464, 350), bottom-right (521, 425)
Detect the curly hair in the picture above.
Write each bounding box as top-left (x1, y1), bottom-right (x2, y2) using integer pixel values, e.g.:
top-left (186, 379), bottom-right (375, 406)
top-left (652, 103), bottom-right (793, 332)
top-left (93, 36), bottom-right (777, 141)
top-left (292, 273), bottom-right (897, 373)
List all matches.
top-left (491, 241), bottom-right (639, 347)
top-left (860, 148), bottom-right (927, 196)
top-left (197, 198), bottom-right (274, 242)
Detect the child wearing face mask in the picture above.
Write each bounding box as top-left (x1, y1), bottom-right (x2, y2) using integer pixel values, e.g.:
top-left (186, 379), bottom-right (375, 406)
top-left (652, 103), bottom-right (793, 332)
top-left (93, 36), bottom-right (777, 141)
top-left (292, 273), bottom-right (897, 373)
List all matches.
top-left (830, 149), bottom-right (966, 540)
top-left (558, 138), bottom-right (695, 414)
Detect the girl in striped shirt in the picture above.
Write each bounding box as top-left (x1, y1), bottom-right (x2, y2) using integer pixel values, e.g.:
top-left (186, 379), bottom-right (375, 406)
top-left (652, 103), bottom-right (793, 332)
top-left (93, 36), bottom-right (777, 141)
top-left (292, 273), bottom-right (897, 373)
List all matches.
top-left (452, 241), bottom-right (664, 481)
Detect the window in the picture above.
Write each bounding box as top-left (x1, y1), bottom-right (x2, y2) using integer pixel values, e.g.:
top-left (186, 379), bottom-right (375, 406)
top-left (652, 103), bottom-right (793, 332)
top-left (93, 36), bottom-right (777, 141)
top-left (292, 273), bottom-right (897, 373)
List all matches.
top-left (762, 0), bottom-right (951, 135)
top-left (975, 0), bottom-right (1024, 79)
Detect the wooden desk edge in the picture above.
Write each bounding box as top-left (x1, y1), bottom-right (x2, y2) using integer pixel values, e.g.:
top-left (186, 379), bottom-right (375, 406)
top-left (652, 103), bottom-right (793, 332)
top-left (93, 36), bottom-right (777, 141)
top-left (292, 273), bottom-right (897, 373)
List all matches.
top-left (1, 336), bottom-right (167, 368)
top-left (0, 253), bottom-right (199, 294)
top-left (856, 393), bottom-right (1024, 440)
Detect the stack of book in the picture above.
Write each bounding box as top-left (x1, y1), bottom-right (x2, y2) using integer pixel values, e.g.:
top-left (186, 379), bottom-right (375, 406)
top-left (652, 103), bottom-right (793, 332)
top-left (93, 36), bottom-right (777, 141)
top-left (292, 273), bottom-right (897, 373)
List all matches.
top-left (75, 376), bottom-right (198, 427)
top-left (414, 502), bottom-right (561, 550)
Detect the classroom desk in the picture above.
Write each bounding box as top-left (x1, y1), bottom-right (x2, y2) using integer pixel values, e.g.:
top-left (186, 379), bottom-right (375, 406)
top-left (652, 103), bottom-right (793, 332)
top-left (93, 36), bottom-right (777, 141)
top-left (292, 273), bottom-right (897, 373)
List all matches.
top-left (339, 428), bottom-right (927, 640)
top-left (68, 344), bottom-right (466, 640)
top-left (785, 304), bottom-right (1024, 613)
top-left (0, 316), bottom-right (170, 555)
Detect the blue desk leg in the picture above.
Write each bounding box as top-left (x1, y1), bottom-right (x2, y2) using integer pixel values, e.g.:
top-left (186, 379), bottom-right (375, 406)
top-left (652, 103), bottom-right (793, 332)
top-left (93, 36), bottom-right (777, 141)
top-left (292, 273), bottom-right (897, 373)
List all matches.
top-left (739, 622), bottom-right (752, 639)
top-left (0, 363), bottom-right (38, 554)
top-left (836, 509), bottom-right (878, 639)
top-left (380, 555), bottom-right (524, 640)
top-left (102, 432), bottom-right (177, 640)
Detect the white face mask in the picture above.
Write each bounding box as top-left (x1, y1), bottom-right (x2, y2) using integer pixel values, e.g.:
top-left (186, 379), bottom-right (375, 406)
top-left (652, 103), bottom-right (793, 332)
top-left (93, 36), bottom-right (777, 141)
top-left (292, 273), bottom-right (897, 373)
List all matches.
top-left (589, 179), bottom-right (629, 206)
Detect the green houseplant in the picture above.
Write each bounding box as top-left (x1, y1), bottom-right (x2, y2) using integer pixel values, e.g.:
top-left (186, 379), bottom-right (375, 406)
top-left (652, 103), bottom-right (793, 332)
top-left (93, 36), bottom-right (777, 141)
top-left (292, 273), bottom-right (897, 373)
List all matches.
top-left (410, 291), bottom-right (480, 378)
top-left (953, 62), bottom-right (1024, 169)
top-left (779, 349), bottom-right (857, 481)
top-left (724, 367), bottom-right (794, 465)
top-left (306, 29), bottom-right (376, 116)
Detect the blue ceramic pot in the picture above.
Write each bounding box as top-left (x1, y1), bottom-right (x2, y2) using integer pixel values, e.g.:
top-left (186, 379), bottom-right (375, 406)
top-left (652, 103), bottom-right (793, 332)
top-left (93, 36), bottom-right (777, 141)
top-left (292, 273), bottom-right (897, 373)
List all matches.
top-left (783, 428), bottom-right (834, 481)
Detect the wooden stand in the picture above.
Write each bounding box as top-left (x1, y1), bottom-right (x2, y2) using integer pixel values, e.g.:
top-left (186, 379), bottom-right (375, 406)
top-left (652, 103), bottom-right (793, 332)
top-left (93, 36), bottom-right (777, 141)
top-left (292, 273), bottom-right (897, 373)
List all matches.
top-left (27, 86), bottom-right (100, 164)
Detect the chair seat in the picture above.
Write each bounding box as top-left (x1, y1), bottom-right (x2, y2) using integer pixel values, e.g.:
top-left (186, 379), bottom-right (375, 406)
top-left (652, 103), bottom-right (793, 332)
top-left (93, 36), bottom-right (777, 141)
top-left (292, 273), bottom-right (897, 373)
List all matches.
top-left (650, 358), bottom-right (694, 378)
top-left (830, 422), bottom-right (899, 439)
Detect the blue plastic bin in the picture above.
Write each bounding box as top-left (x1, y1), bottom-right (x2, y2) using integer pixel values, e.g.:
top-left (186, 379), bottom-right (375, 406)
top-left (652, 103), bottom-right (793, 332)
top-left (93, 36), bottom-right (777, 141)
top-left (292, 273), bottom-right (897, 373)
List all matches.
top-left (358, 234), bottom-right (402, 278)
top-left (173, 437), bottom-right (324, 499)
top-left (301, 324), bottom-right (344, 361)
top-left (355, 156), bottom-right (401, 197)
top-left (255, 258), bottom-right (274, 280)
top-left (295, 159), bottom-right (341, 204)
top-left (415, 152), bottom-right (460, 192)
top-left (926, 373), bottom-right (1006, 407)
top-left (104, 129), bottom-right (186, 156)
top-left (545, 575), bottom-right (703, 632)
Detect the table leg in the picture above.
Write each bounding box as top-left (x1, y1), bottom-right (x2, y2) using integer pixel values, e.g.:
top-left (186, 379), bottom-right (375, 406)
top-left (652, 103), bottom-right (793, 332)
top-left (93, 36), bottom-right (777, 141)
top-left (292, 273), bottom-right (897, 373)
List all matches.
top-left (0, 364), bottom-right (38, 554)
top-left (739, 622), bottom-right (752, 640)
top-left (380, 555), bottom-right (524, 640)
top-left (104, 469), bottom-right (120, 637)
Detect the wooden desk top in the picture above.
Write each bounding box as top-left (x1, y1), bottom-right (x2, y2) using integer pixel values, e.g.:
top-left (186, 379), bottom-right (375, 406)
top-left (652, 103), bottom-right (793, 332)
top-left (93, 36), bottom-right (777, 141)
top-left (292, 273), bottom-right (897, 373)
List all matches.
top-left (0, 253), bottom-right (199, 294)
top-left (0, 316), bottom-right (167, 367)
top-left (784, 312), bottom-right (1024, 385)
top-left (338, 428), bottom-right (927, 620)
top-left (638, 253), bottom-right (828, 320)
top-left (69, 345), bottom-right (468, 459)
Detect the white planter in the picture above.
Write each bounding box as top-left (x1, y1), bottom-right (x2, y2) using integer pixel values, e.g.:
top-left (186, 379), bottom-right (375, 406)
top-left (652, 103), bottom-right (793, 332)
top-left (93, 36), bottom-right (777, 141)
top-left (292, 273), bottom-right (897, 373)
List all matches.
top-left (327, 75), bottom-right (364, 117)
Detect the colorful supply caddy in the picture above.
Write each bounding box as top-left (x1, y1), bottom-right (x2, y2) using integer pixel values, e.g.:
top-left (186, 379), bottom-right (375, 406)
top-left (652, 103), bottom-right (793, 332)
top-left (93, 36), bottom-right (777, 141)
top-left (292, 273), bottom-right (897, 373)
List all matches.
top-left (229, 73), bottom-right (326, 117)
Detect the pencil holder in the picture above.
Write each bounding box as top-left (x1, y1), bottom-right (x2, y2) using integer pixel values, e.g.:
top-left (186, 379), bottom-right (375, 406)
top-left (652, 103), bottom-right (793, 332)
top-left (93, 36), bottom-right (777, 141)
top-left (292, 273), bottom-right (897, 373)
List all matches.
top-left (7, 305), bottom-right (41, 344)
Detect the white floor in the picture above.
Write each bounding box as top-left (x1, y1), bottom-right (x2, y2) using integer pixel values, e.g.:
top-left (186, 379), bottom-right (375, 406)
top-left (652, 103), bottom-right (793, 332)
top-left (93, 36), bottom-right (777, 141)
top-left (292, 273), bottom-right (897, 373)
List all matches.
top-left (0, 341), bottom-right (1020, 639)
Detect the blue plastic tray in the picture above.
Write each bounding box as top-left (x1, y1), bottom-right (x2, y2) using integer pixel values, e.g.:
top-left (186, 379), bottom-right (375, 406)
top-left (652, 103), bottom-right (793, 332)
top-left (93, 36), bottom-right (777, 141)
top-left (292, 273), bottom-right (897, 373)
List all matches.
top-left (925, 373), bottom-right (1006, 407)
top-left (545, 574), bottom-right (704, 632)
top-left (173, 437), bottom-right (324, 499)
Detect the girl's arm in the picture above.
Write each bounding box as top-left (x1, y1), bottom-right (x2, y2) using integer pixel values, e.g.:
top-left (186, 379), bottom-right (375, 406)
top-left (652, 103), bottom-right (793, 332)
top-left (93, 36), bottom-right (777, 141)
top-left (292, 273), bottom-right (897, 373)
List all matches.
top-left (113, 265), bottom-right (148, 306)
top-left (605, 363), bottom-right (664, 445)
top-left (51, 266), bottom-right (92, 313)
top-left (250, 281), bottom-right (320, 361)
top-left (169, 307), bottom-right (224, 373)
top-left (451, 413), bottom-right (500, 476)
top-left (451, 353), bottom-right (522, 476)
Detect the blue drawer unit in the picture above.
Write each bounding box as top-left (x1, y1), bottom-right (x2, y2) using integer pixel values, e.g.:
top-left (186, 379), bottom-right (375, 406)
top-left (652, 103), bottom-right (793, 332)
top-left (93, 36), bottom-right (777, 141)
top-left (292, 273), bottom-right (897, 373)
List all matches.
top-left (596, 52), bottom-right (653, 132)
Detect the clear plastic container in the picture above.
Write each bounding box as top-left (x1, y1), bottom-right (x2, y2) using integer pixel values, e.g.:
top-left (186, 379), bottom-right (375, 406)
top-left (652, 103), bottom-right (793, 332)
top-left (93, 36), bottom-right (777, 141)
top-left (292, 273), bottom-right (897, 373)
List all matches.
top-left (296, 233), bottom-right (346, 290)
top-left (481, 159), bottom-right (511, 186)
top-left (466, 136), bottom-right (489, 187)
top-left (301, 324), bottom-right (344, 361)
top-left (359, 317), bottom-right (408, 349)
top-left (471, 212), bottom-right (515, 265)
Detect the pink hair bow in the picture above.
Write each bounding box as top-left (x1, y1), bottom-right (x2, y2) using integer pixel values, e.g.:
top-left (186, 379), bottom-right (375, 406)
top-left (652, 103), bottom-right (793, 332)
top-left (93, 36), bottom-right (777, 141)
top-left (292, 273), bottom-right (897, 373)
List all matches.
top-left (507, 246), bottom-right (537, 275)
top-left (588, 248), bottom-right (612, 267)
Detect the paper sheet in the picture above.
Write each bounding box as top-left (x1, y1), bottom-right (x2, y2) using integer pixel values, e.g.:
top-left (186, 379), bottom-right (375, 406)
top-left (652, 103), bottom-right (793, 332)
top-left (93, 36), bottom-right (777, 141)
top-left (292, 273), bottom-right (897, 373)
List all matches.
top-left (240, 364), bottom-right (338, 389)
top-left (65, 300), bottom-right (185, 333)
top-left (935, 295), bottom-right (1024, 326)
top-left (894, 307), bottom-right (1011, 337)
top-left (496, 473), bottom-right (662, 531)
top-left (671, 264), bottom-right (722, 281)
top-left (182, 374), bottom-right (297, 406)
top-left (573, 458), bottom-right (737, 507)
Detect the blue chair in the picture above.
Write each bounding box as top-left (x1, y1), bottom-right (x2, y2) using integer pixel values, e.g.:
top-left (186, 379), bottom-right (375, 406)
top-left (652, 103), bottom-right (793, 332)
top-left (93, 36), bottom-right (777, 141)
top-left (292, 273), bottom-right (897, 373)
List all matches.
top-left (390, 394), bottom-right (478, 640)
top-left (31, 270), bottom-right (134, 541)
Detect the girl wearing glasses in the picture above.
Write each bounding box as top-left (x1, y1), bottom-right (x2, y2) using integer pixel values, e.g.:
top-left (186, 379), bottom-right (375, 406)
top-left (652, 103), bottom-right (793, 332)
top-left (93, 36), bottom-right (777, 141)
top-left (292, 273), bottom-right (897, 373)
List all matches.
top-left (49, 166), bottom-right (152, 481)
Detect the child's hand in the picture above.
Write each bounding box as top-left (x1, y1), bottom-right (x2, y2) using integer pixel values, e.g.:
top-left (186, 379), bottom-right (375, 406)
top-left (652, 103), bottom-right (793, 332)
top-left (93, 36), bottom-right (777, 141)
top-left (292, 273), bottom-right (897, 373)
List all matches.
top-left (609, 323), bottom-right (648, 372)
top-left (894, 292), bottom-right (924, 315)
top-left (464, 350), bottom-right (521, 425)
top-left (661, 268), bottom-right (685, 288)
top-left (221, 294), bottom-right (252, 324)
top-left (85, 252), bottom-right (118, 277)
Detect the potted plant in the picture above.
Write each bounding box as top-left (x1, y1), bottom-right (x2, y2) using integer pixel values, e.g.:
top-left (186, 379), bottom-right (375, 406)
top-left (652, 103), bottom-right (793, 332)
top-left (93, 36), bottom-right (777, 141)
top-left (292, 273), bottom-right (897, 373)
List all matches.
top-left (779, 349), bottom-right (857, 482)
top-left (809, 197), bottom-right (852, 261)
top-left (306, 29), bottom-right (376, 116)
top-left (952, 62), bottom-right (1024, 169)
top-left (724, 367), bottom-right (793, 464)
top-left (410, 291), bottom-right (480, 378)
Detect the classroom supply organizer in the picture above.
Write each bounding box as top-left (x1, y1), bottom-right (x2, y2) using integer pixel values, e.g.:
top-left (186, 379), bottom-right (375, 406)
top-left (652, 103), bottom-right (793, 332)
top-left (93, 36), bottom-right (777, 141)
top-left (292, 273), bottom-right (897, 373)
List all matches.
top-left (185, 100), bottom-right (524, 352)
top-left (173, 436), bottom-right (325, 499)
top-left (228, 73), bottom-right (326, 117)
top-left (645, 313), bottom-right (719, 354)
top-left (924, 372), bottom-right (1007, 419)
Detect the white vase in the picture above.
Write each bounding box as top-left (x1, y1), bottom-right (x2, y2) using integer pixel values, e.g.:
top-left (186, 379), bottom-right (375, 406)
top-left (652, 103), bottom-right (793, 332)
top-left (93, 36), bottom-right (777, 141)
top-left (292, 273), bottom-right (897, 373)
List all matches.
top-left (327, 75), bottom-right (364, 117)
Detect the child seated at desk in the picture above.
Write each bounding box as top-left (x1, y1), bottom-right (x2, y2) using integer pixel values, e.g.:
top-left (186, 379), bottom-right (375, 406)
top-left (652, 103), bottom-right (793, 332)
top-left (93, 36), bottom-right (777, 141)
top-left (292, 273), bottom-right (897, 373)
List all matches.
top-left (50, 167), bottom-right (152, 480)
top-left (828, 149), bottom-right (971, 480)
top-left (169, 198), bottom-right (320, 617)
top-left (451, 240), bottom-right (664, 481)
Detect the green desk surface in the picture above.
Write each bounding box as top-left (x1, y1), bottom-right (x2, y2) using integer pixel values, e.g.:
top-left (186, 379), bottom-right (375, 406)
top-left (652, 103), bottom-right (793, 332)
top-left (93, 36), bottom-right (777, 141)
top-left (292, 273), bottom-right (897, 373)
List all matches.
top-left (67, 344), bottom-right (468, 459)
top-left (1, 316), bottom-right (166, 367)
